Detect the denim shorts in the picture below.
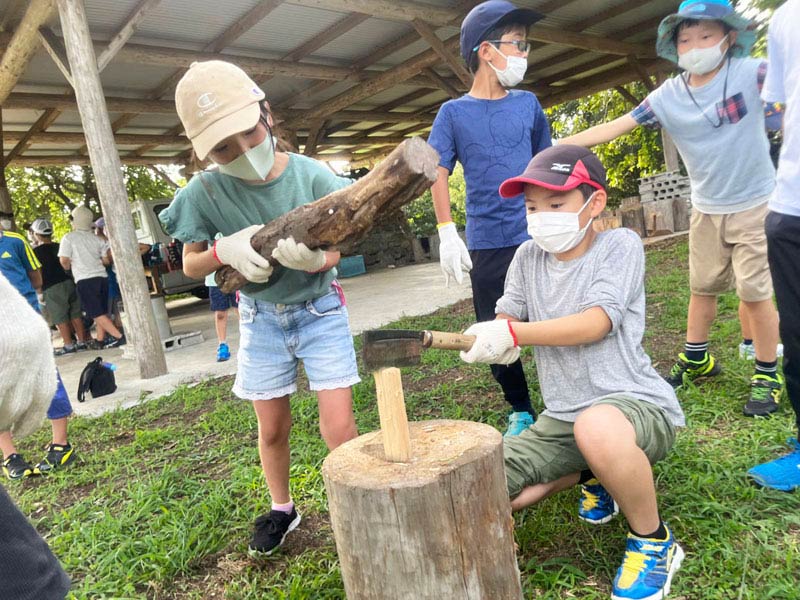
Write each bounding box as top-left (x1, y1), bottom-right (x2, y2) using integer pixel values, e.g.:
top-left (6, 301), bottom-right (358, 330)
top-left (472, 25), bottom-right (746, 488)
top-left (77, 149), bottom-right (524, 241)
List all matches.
top-left (47, 371), bottom-right (73, 420)
top-left (232, 287), bottom-right (361, 400)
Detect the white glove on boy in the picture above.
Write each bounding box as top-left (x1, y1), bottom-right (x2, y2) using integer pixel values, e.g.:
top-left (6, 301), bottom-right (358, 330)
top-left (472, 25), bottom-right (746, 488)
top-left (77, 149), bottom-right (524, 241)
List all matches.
top-left (272, 236), bottom-right (327, 272)
top-left (460, 319), bottom-right (520, 365)
top-left (437, 222), bottom-right (472, 287)
top-left (213, 225), bottom-right (273, 283)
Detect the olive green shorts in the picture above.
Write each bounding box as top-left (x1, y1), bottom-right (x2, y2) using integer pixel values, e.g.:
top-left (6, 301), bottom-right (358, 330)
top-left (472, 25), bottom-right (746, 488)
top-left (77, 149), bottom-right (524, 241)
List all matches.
top-left (42, 279), bottom-right (81, 326)
top-left (504, 396), bottom-right (676, 499)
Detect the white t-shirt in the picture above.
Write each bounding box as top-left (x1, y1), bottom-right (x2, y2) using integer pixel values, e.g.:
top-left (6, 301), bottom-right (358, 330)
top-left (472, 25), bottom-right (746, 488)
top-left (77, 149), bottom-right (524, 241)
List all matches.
top-left (58, 230), bottom-right (109, 282)
top-left (762, 0), bottom-right (800, 217)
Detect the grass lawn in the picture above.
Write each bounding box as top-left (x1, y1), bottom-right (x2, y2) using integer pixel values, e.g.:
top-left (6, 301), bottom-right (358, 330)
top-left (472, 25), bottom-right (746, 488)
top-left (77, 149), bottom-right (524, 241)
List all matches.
top-left (8, 236), bottom-right (800, 599)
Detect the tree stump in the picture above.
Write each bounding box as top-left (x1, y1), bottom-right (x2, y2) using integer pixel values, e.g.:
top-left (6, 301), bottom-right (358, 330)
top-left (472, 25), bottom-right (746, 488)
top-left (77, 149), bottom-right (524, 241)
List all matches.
top-left (672, 197), bottom-right (691, 232)
top-left (620, 202), bottom-right (646, 237)
top-left (322, 420), bottom-right (522, 600)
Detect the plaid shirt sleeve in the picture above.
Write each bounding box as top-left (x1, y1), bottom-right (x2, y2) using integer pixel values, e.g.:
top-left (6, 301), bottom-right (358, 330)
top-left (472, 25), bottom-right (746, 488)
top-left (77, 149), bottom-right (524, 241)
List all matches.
top-left (757, 60), bottom-right (768, 95)
top-left (630, 98), bottom-right (661, 129)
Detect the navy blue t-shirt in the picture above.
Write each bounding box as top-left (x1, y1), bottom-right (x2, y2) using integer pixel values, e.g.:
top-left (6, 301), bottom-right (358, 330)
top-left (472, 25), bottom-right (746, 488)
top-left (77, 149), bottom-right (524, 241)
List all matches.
top-left (427, 90), bottom-right (551, 250)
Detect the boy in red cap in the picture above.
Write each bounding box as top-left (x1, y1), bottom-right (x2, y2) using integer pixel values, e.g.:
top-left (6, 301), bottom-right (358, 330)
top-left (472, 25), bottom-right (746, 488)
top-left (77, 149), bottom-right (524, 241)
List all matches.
top-left (460, 145), bottom-right (686, 600)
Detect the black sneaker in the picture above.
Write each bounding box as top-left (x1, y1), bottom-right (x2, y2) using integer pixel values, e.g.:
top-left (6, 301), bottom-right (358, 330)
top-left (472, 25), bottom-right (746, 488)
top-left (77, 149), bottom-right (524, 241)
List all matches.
top-left (75, 340), bottom-right (89, 351)
top-left (34, 443), bottom-right (77, 474)
top-left (248, 508), bottom-right (301, 557)
top-left (664, 352), bottom-right (721, 389)
top-left (3, 454), bottom-right (34, 480)
top-left (104, 335), bottom-right (126, 349)
top-left (87, 339), bottom-right (103, 350)
top-left (54, 344), bottom-right (78, 356)
top-left (743, 373), bottom-right (784, 417)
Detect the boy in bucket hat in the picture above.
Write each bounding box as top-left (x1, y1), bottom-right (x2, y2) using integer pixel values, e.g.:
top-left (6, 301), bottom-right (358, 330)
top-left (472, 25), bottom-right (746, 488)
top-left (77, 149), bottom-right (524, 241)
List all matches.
top-left (460, 145), bottom-right (686, 600)
top-left (427, 0), bottom-right (551, 437)
top-left (561, 0), bottom-right (783, 418)
top-left (159, 60), bottom-right (360, 557)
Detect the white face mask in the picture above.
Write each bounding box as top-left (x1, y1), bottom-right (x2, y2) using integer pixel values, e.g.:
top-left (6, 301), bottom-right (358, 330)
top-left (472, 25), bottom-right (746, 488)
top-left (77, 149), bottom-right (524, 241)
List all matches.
top-left (678, 35), bottom-right (729, 75)
top-left (0, 219), bottom-right (12, 231)
top-left (526, 193), bottom-right (595, 254)
top-left (488, 44), bottom-right (527, 88)
top-left (217, 132), bottom-right (275, 181)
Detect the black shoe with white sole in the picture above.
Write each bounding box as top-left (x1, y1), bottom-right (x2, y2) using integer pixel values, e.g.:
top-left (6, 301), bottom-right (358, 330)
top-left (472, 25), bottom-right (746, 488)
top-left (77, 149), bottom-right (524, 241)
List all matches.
top-left (248, 508), bottom-right (301, 557)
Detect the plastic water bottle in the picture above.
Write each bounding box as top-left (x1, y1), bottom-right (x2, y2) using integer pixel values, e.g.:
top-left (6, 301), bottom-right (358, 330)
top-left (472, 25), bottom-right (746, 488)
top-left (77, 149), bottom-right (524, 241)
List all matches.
top-left (101, 362), bottom-right (117, 371)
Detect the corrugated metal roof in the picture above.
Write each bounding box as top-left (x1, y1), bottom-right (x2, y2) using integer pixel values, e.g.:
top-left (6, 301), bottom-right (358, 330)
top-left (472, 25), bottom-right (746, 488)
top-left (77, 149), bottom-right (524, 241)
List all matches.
top-left (2, 0), bottom-right (678, 166)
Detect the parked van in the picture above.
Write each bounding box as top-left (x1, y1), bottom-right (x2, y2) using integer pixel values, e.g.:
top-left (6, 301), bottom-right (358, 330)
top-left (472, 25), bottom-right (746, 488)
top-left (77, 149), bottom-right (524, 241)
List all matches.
top-left (131, 199), bottom-right (207, 297)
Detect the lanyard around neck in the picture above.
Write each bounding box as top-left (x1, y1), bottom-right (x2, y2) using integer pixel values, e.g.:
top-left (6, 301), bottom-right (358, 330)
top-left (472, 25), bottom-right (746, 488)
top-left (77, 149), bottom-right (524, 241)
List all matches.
top-left (680, 56), bottom-right (731, 129)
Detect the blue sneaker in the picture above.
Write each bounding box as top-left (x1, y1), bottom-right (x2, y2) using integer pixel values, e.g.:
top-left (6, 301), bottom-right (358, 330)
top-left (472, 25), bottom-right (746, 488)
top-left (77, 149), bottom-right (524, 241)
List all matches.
top-left (578, 478), bottom-right (619, 524)
top-left (216, 342), bottom-right (231, 362)
top-left (612, 525), bottom-right (684, 600)
top-left (747, 438), bottom-right (800, 491)
top-left (504, 411), bottom-right (534, 437)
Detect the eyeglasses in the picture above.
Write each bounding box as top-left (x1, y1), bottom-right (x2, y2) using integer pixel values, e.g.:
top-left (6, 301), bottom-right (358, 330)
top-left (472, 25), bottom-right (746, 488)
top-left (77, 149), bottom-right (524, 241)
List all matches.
top-left (475, 39), bottom-right (532, 53)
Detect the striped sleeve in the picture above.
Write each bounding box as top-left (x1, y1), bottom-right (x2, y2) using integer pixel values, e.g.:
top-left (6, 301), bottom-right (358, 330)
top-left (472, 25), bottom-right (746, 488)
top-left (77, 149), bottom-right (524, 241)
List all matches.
top-left (6, 232), bottom-right (41, 271)
top-left (630, 98), bottom-right (661, 129)
top-left (757, 60), bottom-right (768, 95)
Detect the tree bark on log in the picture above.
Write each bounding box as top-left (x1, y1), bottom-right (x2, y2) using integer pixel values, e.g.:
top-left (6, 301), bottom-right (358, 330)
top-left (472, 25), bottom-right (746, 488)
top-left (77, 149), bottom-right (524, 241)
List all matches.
top-left (215, 136), bottom-right (439, 293)
top-left (620, 203), bottom-right (646, 238)
top-left (323, 420), bottom-right (523, 600)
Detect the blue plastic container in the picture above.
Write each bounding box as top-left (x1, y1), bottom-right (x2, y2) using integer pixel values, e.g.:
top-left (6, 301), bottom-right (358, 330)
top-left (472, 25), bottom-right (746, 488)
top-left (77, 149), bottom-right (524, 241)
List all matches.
top-left (337, 255), bottom-right (366, 278)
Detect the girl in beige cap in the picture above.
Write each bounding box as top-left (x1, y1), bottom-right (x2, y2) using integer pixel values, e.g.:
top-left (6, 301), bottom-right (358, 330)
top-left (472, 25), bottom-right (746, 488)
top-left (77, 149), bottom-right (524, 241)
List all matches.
top-left (160, 60), bottom-right (360, 556)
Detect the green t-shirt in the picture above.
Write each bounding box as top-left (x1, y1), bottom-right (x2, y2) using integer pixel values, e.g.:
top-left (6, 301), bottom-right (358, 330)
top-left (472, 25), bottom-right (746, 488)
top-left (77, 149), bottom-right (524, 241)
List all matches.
top-left (159, 153), bottom-right (352, 304)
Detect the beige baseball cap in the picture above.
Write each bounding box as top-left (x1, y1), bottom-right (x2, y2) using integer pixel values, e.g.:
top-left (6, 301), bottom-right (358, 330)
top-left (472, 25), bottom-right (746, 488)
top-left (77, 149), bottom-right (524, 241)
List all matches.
top-left (71, 206), bottom-right (94, 231)
top-left (175, 60), bottom-right (266, 160)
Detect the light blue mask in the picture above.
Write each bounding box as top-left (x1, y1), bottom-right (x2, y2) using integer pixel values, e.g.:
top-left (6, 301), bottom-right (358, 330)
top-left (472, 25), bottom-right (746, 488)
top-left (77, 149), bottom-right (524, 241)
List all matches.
top-left (217, 133), bottom-right (275, 181)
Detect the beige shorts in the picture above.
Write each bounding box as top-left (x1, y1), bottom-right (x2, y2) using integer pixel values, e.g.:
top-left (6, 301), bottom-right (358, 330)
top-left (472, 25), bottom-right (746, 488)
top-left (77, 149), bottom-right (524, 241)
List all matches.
top-left (689, 202), bottom-right (773, 302)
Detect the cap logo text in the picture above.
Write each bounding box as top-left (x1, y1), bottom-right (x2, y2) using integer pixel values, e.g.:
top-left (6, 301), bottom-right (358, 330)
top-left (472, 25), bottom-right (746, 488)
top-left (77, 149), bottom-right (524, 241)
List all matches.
top-left (196, 93), bottom-right (219, 116)
top-left (551, 162), bottom-right (572, 173)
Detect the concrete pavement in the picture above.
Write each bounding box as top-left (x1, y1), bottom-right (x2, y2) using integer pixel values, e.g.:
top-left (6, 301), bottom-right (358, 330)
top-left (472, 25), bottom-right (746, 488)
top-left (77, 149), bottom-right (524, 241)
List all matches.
top-left (57, 261), bottom-right (471, 417)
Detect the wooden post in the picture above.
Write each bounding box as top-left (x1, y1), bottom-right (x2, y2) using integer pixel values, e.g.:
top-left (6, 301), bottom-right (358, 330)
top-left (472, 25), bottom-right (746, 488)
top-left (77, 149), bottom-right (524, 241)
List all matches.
top-left (323, 420), bottom-right (523, 600)
top-left (0, 108), bottom-right (14, 217)
top-left (372, 367), bottom-right (411, 462)
top-left (56, 0), bottom-right (167, 379)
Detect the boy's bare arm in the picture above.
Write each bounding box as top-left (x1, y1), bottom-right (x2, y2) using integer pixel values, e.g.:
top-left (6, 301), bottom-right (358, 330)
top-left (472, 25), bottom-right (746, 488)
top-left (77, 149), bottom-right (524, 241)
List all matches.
top-left (559, 115), bottom-right (638, 148)
top-left (498, 307), bottom-right (612, 346)
top-left (431, 166), bottom-right (453, 223)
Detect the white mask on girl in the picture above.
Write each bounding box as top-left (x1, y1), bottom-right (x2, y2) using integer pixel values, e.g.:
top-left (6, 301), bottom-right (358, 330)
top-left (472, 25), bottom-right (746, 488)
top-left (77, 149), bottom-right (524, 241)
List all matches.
top-left (526, 193), bottom-right (596, 254)
top-left (217, 133), bottom-right (275, 181)
top-left (488, 44), bottom-right (528, 88)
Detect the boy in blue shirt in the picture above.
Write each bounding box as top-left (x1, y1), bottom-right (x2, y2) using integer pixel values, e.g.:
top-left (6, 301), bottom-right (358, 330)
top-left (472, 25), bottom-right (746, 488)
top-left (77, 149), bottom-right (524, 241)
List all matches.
top-left (0, 216), bottom-right (76, 480)
top-left (461, 145), bottom-right (685, 600)
top-left (427, 0), bottom-right (551, 437)
top-left (562, 0), bottom-right (783, 418)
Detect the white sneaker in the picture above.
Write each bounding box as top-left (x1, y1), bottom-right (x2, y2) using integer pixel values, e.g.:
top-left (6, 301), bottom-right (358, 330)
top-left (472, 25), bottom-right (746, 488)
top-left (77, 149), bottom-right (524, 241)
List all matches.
top-left (739, 342), bottom-right (784, 360)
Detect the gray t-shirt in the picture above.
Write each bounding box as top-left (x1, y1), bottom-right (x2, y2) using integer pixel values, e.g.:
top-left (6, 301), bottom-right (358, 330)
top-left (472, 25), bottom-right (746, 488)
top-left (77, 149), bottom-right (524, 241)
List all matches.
top-left (496, 228), bottom-right (685, 427)
top-left (631, 57), bottom-right (775, 214)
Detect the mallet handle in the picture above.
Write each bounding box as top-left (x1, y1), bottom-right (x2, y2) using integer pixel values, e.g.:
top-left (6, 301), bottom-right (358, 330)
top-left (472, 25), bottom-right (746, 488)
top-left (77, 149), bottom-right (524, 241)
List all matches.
top-left (423, 331), bottom-right (476, 351)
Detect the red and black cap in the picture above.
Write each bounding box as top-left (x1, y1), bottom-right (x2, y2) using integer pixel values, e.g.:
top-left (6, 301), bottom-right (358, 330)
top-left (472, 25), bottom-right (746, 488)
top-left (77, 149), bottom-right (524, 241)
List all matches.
top-left (499, 144), bottom-right (607, 198)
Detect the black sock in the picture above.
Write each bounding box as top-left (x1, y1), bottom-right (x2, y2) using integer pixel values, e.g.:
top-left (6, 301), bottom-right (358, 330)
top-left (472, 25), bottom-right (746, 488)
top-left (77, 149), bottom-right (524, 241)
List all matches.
top-left (509, 399), bottom-right (535, 415)
top-left (684, 341), bottom-right (708, 362)
top-left (755, 359), bottom-right (778, 377)
top-left (631, 521), bottom-right (667, 540)
top-left (578, 470), bottom-right (596, 485)
top-left (742, 338), bottom-right (753, 346)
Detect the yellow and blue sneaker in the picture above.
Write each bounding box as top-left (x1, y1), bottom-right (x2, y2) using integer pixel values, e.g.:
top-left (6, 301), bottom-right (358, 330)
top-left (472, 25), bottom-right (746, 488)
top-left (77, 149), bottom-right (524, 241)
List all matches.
top-left (664, 352), bottom-right (721, 389)
top-left (612, 525), bottom-right (684, 600)
top-left (3, 453), bottom-right (34, 480)
top-left (578, 478), bottom-right (619, 525)
top-left (34, 443), bottom-right (76, 475)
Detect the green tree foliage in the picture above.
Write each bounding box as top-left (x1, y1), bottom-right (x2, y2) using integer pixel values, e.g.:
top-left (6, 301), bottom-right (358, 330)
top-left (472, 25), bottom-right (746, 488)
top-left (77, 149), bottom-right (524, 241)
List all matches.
top-left (5, 165), bottom-right (175, 237)
top-left (403, 163), bottom-right (467, 237)
top-left (547, 83), bottom-right (667, 207)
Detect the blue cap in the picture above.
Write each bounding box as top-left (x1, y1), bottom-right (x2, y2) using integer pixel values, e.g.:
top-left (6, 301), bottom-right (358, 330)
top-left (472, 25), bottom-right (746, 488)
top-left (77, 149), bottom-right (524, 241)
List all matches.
top-left (656, 0), bottom-right (755, 64)
top-left (460, 1), bottom-right (543, 67)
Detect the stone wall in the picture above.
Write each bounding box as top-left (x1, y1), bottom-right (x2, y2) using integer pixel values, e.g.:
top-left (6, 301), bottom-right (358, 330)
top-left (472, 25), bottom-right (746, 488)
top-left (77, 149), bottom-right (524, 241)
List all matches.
top-left (349, 210), bottom-right (417, 269)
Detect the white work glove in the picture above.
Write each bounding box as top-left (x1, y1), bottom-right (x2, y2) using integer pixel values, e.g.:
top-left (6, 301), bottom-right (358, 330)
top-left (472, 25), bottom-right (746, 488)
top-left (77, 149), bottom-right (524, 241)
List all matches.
top-left (272, 236), bottom-right (326, 272)
top-left (213, 225), bottom-right (273, 283)
top-left (437, 222), bottom-right (472, 287)
top-left (460, 319), bottom-right (520, 365)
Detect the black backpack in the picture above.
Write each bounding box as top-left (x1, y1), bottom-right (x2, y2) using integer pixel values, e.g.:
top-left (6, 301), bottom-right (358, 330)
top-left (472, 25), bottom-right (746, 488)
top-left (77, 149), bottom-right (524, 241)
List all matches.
top-left (77, 357), bottom-right (117, 402)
